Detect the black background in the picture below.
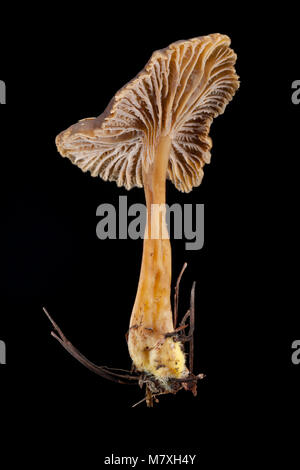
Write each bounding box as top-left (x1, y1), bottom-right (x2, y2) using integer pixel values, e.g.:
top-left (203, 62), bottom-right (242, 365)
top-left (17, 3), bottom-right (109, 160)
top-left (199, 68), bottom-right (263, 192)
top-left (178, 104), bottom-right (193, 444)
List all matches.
top-left (1, 4), bottom-right (299, 467)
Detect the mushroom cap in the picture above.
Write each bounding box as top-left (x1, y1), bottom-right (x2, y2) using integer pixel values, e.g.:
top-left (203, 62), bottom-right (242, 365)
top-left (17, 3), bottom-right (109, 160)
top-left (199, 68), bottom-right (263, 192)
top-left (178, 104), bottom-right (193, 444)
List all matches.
top-left (56, 34), bottom-right (239, 192)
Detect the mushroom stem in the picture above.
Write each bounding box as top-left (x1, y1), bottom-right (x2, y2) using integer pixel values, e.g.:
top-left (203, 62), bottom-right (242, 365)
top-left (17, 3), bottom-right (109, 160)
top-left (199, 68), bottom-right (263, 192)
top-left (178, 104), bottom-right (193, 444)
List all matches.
top-left (134, 136), bottom-right (172, 331)
top-left (128, 136), bottom-right (187, 384)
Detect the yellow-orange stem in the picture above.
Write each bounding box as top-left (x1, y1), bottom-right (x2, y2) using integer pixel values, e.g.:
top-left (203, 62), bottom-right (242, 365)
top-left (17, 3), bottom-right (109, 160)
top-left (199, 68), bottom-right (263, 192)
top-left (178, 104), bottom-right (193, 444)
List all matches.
top-left (128, 136), bottom-right (187, 380)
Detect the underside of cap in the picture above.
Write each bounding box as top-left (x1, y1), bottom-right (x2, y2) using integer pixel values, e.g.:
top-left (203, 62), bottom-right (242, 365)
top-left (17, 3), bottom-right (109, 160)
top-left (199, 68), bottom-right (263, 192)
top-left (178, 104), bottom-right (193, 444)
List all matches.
top-left (56, 33), bottom-right (239, 192)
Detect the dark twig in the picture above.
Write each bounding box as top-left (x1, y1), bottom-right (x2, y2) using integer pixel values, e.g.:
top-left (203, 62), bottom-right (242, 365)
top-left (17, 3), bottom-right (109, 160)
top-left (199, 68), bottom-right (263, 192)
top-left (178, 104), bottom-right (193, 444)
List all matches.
top-left (164, 324), bottom-right (188, 338)
top-left (174, 262), bottom-right (187, 329)
top-left (170, 373), bottom-right (205, 384)
top-left (189, 282), bottom-right (196, 373)
top-left (180, 309), bottom-right (191, 331)
top-left (43, 307), bottom-right (138, 385)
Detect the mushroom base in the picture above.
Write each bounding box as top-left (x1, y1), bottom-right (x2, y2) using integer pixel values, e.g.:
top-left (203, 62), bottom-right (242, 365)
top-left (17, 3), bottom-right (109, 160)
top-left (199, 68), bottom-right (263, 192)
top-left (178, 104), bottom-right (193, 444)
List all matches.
top-left (128, 329), bottom-right (188, 381)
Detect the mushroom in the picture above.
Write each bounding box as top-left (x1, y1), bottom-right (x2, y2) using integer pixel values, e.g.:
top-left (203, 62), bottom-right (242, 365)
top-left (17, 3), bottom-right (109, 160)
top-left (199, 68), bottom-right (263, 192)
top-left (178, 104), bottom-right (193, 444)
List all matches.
top-left (54, 34), bottom-right (239, 404)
